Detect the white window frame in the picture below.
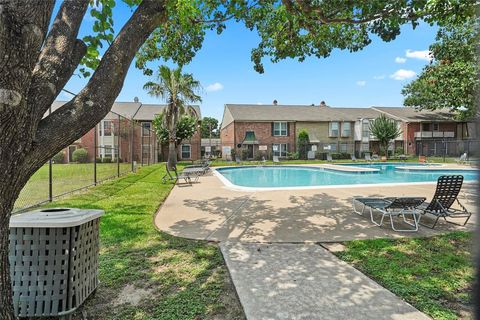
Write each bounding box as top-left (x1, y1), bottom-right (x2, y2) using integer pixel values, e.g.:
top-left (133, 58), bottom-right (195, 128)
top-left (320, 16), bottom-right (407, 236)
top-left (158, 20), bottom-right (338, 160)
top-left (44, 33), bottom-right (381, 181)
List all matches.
top-left (362, 120), bottom-right (370, 139)
top-left (339, 143), bottom-right (348, 153)
top-left (181, 144), bottom-right (191, 159)
top-left (273, 122), bottom-right (288, 136)
top-left (432, 123), bottom-right (440, 131)
top-left (272, 143), bottom-right (288, 157)
top-left (100, 120), bottom-right (114, 136)
top-left (141, 122), bottom-right (151, 137)
top-left (341, 122), bottom-right (351, 137)
top-left (329, 122), bottom-right (339, 137)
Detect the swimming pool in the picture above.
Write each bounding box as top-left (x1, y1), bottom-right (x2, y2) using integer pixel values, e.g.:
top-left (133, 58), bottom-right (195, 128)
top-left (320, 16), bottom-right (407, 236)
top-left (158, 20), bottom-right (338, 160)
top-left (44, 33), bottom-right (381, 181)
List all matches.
top-left (215, 164), bottom-right (478, 189)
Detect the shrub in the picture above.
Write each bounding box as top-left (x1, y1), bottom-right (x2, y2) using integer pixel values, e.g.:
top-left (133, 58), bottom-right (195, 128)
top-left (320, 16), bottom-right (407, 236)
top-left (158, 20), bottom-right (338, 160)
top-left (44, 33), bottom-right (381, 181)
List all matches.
top-left (72, 148), bottom-right (88, 163)
top-left (102, 157), bottom-right (112, 163)
top-left (52, 151), bottom-right (64, 163)
top-left (241, 149), bottom-right (249, 160)
top-left (287, 152), bottom-right (299, 160)
top-left (331, 152), bottom-right (350, 160)
top-left (297, 130), bottom-right (310, 159)
top-left (395, 147), bottom-right (404, 155)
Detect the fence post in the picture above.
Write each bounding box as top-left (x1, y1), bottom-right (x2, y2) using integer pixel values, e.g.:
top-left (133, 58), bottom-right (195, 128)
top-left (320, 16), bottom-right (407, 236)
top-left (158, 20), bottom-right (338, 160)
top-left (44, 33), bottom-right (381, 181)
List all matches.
top-left (117, 114), bottom-right (120, 177)
top-left (48, 159), bottom-right (53, 202)
top-left (94, 124), bottom-right (97, 185)
top-left (131, 119), bottom-right (135, 172)
top-left (148, 131), bottom-right (151, 166)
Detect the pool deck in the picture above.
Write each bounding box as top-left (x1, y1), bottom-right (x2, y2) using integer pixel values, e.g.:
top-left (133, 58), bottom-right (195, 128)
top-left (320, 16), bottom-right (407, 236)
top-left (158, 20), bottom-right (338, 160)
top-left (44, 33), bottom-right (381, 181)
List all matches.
top-left (155, 167), bottom-right (477, 243)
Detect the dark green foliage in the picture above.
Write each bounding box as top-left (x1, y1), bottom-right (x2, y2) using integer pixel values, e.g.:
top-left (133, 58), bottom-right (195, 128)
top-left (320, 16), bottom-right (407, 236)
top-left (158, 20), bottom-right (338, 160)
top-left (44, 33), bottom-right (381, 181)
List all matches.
top-left (331, 153), bottom-right (350, 160)
top-left (297, 130), bottom-right (309, 160)
top-left (102, 157), bottom-right (112, 163)
top-left (72, 148), bottom-right (88, 163)
top-left (153, 114), bottom-right (197, 145)
top-left (52, 151), bottom-right (65, 163)
top-left (402, 18), bottom-right (479, 120)
top-left (200, 117), bottom-right (220, 138)
top-left (369, 115), bottom-right (402, 157)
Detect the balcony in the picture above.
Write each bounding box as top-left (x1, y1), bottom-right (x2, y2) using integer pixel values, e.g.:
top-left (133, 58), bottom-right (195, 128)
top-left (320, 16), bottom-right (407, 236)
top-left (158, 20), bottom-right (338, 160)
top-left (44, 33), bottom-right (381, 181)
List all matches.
top-left (414, 131), bottom-right (455, 138)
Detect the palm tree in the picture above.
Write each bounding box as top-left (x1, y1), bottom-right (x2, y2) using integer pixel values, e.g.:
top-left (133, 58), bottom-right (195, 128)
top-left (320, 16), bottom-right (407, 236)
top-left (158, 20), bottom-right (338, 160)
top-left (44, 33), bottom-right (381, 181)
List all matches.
top-left (369, 114), bottom-right (402, 158)
top-left (144, 66), bottom-right (202, 168)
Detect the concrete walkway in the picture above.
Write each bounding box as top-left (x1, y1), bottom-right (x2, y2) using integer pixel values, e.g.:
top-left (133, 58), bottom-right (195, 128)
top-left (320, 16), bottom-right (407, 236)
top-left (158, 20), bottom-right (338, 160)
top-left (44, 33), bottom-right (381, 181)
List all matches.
top-left (155, 173), bottom-right (477, 243)
top-left (221, 242), bottom-right (430, 320)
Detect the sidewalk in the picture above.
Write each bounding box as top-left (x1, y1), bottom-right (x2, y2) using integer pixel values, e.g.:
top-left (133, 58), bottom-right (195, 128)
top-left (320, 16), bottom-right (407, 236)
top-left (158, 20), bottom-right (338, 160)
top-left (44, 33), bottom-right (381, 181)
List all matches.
top-left (221, 242), bottom-right (430, 320)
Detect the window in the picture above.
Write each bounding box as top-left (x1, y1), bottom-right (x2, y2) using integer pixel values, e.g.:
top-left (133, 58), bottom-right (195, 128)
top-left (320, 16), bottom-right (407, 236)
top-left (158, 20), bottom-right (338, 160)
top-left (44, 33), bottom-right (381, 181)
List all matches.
top-left (181, 144), bottom-right (191, 159)
top-left (273, 122), bottom-right (288, 136)
top-left (272, 143), bottom-right (287, 157)
top-left (329, 122), bottom-right (339, 137)
top-left (142, 122), bottom-right (151, 137)
top-left (101, 120), bottom-right (113, 136)
top-left (422, 123), bottom-right (431, 131)
top-left (432, 123), bottom-right (440, 131)
top-left (362, 120), bottom-right (370, 139)
top-left (341, 122), bottom-right (351, 137)
top-left (339, 143), bottom-right (348, 153)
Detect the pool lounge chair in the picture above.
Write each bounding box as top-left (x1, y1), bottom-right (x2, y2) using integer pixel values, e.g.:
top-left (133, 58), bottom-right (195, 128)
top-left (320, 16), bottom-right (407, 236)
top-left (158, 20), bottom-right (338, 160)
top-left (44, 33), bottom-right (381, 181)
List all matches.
top-left (364, 153), bottom-right (372, 161)
top-left (185, 160), bottom-right (210, 174)
top-left (371, 154), bottom-right (379, 161)
top-left (456, 153), bottom-right (468, 165)
top-left (235, 155), bottom-right (241, 164)
top-left (419, 175), bottom-right (471, 229)
top-left (326, 154), bottom-right (333, 162)
top-left (162, 163), bottom-right (192, 185)
top-left (353, 197), bottom-right (426, 232)
top-left (273, 156), bottom-right (281, 164)
top-left (351, 154), bottom-right (357, 161)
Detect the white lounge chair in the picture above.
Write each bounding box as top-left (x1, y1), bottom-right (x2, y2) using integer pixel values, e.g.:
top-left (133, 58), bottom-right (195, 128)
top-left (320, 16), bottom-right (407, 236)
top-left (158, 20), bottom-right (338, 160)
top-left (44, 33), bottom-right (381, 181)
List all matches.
top-left (353, 197), bottom-right (426, 232)
top-left (326, 154), bottom-right (333, 162)
top-left (273, 156), bottom-right (280, 164)
top-left (364, 153), bottom-right (372, 161)
top-left (456, 153), bottom-right (468, 164)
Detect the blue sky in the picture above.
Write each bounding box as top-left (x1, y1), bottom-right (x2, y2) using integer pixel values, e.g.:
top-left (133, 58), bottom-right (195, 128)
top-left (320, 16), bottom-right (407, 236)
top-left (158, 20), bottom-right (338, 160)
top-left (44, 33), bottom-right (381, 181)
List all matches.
top-left (59, 2), bottom-right (437, 121)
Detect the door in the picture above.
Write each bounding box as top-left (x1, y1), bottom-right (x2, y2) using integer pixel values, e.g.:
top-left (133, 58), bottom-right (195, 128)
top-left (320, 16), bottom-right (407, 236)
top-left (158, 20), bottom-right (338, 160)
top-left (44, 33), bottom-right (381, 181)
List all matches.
top-left (247, 145), bottom-right (254, 159)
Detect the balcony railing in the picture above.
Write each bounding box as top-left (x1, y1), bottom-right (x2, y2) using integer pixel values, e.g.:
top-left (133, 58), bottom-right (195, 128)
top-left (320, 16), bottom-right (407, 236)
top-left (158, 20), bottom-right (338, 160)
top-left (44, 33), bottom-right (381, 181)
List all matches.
top-left (414, 131), bottom-right (455, 138)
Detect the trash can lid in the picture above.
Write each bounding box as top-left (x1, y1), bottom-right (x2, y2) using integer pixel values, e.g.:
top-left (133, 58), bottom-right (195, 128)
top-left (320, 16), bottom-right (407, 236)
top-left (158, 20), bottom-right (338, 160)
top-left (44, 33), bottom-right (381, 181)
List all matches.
top-left (10, 208), bottom-right (104, 228)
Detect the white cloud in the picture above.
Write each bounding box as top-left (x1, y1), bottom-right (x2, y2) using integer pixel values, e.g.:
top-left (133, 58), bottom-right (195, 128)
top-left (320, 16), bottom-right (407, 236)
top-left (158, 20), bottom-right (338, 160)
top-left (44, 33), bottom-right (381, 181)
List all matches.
top-left (356, 80), bottom-right (366, 86)
top-left (256, 102), bottom-right (263, 105)
top-left (405, 49), bottom-right (431, 61)
top-left (205, 82), bottom-right (224, 92)
top-left (373, 75), bottom-right (386, 80)
top-left (390, 69), bottom-right (416, 81)
top-left (395, 57), bottom-right (407, 64)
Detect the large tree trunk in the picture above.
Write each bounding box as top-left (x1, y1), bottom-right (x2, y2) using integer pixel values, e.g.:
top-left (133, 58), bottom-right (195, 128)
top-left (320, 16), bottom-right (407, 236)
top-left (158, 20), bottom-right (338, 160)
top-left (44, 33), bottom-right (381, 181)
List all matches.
top-left (0, 1), bottom-right (167, 318)
top-left (167, 103), bottom-right (179, 169)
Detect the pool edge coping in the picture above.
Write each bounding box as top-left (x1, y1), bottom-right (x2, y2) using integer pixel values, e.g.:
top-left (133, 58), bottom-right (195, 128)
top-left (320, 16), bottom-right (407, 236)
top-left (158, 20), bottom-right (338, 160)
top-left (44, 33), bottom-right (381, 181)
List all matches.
top-left (212, 165), bottom-right (478, 192)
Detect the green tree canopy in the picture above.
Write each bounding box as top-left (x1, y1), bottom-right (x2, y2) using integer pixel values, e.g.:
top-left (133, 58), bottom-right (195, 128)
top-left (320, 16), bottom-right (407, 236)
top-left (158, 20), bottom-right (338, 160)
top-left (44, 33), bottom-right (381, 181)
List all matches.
top-left (200, 117), bottom-right (220, 138)
top-left (402, 18), bottom-right (479, 120)
top-left (369, 115), bottom-right (402, 158)
top-left (153, 113), bottom-right (198, 145)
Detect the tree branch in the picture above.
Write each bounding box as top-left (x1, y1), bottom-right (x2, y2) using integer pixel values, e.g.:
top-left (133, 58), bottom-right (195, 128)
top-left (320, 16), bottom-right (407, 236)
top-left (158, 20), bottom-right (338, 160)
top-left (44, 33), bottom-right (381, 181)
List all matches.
top-left (28, 0), bottom-right (89, 120)
top-left (28, 0), bottom-right (168, 166)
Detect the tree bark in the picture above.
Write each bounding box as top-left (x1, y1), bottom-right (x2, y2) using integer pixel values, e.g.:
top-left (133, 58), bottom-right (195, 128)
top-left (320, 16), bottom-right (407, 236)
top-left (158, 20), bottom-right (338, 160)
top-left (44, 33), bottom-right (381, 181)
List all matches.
top-left (0, 1), bottom-right (167, 318)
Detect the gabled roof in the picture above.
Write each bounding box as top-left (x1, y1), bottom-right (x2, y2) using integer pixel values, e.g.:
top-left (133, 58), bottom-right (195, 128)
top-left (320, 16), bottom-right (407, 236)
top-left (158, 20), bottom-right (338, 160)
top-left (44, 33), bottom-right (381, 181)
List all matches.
top-left (372, 107), bottom-right (456, 122)
top-left (47, 101), bottom-right (201, 121)
top-left (221, 104), bottom-right (381, 129)
top-left (221, 104), bottom-right (458, 129)
top-left (133, 104), bottom-right (201, 121)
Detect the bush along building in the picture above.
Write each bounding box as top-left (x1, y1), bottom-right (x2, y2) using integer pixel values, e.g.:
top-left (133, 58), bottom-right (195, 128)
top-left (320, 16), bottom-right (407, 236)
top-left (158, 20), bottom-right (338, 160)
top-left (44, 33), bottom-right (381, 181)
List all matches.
top-left (48, 100), bottom-right (202, 165)
top-left (220, 102), bottom-right (477, 160)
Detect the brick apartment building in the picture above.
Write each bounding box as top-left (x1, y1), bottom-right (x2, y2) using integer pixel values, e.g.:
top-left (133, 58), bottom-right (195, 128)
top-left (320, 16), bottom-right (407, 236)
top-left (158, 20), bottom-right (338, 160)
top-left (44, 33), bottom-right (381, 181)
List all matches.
top-left (49, 101), bottom-right (202, 163)
top-left (220, 103), bottom-right (476, 159)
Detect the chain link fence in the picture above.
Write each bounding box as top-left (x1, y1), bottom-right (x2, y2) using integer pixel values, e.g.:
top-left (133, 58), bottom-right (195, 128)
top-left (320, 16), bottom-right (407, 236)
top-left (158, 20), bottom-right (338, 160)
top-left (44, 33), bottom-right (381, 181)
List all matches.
top-left (14, 111), bottom-right (159, 212)
top-left (415, 139), bottom-right (480, 158)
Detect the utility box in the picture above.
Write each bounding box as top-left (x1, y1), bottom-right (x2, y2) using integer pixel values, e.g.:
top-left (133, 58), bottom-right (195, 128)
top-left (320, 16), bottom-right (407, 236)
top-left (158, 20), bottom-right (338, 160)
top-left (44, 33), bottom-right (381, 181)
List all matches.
top-left (9, 208), bottom-right (104, 318)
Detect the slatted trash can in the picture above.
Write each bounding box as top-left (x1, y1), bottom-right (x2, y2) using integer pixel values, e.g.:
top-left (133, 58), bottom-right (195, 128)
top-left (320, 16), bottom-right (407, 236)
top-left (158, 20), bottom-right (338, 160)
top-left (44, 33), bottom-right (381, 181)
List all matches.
top-left (9, 208), bottom-right (104, 318)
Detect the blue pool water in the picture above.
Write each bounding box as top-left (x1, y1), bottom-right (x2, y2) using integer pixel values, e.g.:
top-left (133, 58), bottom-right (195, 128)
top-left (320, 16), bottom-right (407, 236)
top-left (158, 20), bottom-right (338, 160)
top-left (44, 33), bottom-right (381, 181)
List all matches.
top-left (216, 163), bottom-right (478, 188)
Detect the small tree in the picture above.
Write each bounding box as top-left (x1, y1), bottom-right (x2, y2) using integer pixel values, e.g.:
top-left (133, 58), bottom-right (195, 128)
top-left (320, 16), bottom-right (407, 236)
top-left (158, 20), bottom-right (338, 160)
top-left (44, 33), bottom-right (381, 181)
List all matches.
top-left (144, 66), bottom-right (202, 169)
top-left (369, 115), bottom-right (402, 158)
top-left (297, 130), bottom-right (310, 160)
top-left (153, 114), bottom-right (198, 146)
top-left (200, 117), bottom-right (220, 138)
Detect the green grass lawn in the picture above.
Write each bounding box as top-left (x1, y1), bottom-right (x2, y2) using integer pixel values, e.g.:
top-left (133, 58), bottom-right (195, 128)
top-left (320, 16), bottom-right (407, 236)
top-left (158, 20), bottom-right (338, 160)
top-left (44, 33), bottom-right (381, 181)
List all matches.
top-left (15, 162), bottom-right (133, 211)
top-left (40, 164), bottom-right (244, 320)
top-left (335, 232), bottom-right (474, 320)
